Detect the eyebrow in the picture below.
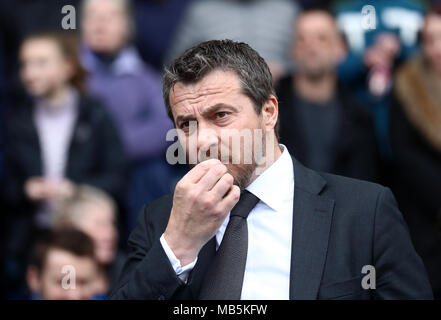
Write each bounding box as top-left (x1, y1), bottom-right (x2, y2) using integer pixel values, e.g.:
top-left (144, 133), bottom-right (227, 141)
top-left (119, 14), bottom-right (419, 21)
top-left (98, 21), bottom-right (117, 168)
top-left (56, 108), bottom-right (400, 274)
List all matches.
top-left (175, 103), bottom-right (238, 124)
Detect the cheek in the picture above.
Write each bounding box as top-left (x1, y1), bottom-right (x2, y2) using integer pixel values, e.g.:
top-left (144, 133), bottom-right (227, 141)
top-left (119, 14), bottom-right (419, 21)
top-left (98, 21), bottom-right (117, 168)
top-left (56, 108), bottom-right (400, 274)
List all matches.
top-left (37, 63), bottom-right (66, 86)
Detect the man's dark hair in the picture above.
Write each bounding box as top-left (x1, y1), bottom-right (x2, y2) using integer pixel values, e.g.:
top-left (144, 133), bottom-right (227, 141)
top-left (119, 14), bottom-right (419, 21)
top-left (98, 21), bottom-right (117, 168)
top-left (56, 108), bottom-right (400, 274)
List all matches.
top-left (163, 39), bottom-right (278, 136)
top-left (30, 228), bottom-right (95, 274)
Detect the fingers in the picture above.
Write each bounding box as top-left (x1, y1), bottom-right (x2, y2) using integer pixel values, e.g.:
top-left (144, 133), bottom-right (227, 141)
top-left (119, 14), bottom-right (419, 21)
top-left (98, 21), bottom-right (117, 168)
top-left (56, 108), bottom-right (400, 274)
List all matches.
top-left (184, 159), bottom-right (222, 184)
top-left (218, 185), bottom-right (241, 213)
top-left (197, 163), bottom-right (228, 191)
top-left (210, 172), bottom-right (234, 200)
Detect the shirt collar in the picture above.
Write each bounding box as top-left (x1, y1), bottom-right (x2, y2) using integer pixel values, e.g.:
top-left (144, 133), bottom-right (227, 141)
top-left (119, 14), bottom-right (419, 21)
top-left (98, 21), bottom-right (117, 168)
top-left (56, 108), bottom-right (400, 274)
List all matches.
top-left (81, 45), bottom-right (144, 76)
top-left (245, 144), bottom-right (294, 212)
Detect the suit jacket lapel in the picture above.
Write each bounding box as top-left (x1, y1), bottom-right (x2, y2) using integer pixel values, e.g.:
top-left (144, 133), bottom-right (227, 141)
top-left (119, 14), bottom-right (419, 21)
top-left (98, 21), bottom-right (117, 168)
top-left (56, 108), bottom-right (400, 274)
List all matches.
top-left (289, 158), bottom-right (335, 299)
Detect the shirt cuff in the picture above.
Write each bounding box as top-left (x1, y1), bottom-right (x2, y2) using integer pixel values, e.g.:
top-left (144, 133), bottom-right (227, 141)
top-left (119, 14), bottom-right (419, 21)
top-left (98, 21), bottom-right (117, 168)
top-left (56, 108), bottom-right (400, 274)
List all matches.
top-left (160, 233), bottom-right (198, 282)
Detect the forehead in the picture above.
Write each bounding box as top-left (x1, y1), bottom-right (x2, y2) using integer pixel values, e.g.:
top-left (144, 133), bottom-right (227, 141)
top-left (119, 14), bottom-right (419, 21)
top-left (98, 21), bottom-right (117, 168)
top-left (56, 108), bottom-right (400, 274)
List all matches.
top-left (169, 69), bottom-right (245, 116)
top-left (170, 70), bottom-right (241, 104)
top-left (296, 12), bottom-right (337, 36)
top-left (44, 249), bottom-right (95, 273)
top-left (21, 38), bottom-right (60, 57)
top-left (78, 201), bottom-right (115, 222)
top-left (85, 0), bottom-right (123, 14)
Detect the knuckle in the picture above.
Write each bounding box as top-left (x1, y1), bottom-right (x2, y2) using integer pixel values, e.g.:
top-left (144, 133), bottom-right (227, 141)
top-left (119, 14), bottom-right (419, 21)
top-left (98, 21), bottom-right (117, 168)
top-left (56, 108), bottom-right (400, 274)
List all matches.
top-left (200, 195), bottom-right (213, 208)
top-left (223, 173), bottom-right (234, 184)
top-left (231, 186), bottom-right (240, 200)
top-left (212, 207), bottom-right (222, 216)
top-left (218, 163), bottom-right (228, 173)
top-left (201, 158), bottom-right (220, 169)
top-left (198, 161), bottom-right (209, 170)
top-left (213, 164), bottom-right (227, 176)
top-left (187, 188), bottom-right (198, 201)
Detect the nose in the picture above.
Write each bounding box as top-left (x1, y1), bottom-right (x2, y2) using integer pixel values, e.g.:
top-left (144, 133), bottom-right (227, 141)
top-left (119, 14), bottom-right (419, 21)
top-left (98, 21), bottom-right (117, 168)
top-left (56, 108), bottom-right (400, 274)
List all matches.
top-left (196, 121), bottom-right (219, 160)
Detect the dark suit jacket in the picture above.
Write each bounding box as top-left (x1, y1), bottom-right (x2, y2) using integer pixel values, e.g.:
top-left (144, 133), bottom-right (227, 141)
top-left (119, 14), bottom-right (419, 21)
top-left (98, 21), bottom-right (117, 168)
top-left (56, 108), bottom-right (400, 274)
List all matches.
top-left (110, 157), bottom-right (432, 300)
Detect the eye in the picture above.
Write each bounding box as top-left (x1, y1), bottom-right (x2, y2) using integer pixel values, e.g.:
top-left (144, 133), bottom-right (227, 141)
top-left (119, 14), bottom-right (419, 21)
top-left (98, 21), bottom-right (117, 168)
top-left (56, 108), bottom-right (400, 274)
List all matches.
top-left (180, 121), bottom-right (190, 129)
top-left (215, 111), bottom-right (228, 119)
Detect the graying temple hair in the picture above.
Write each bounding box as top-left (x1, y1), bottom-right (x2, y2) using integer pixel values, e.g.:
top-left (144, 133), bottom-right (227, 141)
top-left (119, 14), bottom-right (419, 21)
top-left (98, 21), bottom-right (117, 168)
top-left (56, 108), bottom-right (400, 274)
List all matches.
top-left (162, 40), bottom-right (277, 124)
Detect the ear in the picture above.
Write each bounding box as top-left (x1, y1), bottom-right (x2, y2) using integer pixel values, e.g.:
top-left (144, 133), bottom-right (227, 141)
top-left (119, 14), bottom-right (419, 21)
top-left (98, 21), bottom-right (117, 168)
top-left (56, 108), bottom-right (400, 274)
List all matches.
top-left (261, 95), bottom-right (279, 132)
top-left (26, 265), bottom-right (41, 294)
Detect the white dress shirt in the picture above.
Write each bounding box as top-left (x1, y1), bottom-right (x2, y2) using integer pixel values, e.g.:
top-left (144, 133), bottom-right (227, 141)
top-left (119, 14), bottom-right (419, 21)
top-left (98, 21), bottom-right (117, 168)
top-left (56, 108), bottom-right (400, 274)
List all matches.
top-left (160, 145), bottom-right (294, 299)
top-left (33, 88), bottom-right (78, 227)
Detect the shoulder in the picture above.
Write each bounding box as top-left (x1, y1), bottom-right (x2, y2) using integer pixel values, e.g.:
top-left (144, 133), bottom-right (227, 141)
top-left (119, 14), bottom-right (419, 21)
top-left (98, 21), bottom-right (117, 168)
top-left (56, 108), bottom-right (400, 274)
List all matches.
top-left (316, 171), bottom-right (396, 236)
top-left (316, 170), bottom-right (390, 222)
top-left (293, 157), bottom-right (386, 213)
top-left (77, 94), bottom-right (114, 124)
top-left (138, 194), bottom-right (174, 234)
top-left (320, 171), bottom-right (386, 201)
top-left (78, 94), bottom-right (106, 113)
top-left (3, 100), bottom-right (33, 136)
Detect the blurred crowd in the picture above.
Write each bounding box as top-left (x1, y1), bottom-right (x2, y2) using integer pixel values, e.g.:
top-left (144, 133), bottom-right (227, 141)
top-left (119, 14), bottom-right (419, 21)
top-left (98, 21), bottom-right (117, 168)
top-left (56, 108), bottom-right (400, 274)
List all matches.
top-left (0, 0), bottom-right (441, 300)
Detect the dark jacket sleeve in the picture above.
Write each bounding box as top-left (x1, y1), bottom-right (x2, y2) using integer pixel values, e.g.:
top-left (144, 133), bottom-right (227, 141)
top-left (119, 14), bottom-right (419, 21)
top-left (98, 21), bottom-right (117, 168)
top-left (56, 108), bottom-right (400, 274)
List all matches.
top-left (340, 100), bottom-right (380, 183)
top-left (389, 98), bottom-right (441, 217)
top-left (109, 199), bottom-right (188, 300)
top-left (373, 187), bottom-right (433, 299)
top-left (1, 106), bottom-right (37, 215)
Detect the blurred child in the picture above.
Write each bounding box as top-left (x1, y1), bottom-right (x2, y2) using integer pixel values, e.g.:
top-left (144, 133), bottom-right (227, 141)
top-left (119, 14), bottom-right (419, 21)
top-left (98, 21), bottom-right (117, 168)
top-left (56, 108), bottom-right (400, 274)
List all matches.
top-left (53, 185), bottom-right (126, 292)
top-left (26, 228), bottom-right (100, 300)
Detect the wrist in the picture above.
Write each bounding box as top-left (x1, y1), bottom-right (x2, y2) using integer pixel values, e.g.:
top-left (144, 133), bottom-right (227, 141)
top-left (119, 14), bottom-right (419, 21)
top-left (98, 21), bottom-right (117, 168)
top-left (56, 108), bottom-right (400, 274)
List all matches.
top-left (163, 230), bottom-right (200, 267)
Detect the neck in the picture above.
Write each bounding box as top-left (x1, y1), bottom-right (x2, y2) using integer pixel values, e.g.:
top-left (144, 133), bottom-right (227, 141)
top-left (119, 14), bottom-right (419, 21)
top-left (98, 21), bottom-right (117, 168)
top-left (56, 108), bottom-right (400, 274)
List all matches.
top-left (294, 72), bottom-right (336, 104)
top-left (42, 85), bottom-right (71, 108)
top-left (248, 137), bottom-right (283, 185)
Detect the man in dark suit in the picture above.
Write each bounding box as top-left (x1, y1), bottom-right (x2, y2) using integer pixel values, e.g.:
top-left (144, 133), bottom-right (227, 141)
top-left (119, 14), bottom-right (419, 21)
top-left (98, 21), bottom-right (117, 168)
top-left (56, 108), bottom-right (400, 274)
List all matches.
top-left (110, 39), bottom-right (432, 300)
top-left (277, 10), bottom-right (380, 183)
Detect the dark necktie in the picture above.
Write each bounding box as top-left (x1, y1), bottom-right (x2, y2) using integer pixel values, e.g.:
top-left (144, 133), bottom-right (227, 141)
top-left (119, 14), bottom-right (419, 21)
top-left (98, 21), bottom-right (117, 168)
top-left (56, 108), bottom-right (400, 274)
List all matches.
top-left (199, 190), bottom-right (260, 300)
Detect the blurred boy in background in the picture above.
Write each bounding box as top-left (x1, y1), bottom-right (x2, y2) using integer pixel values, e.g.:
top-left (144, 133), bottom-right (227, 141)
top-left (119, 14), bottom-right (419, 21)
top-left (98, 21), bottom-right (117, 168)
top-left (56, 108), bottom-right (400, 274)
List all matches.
top-left (53, 185), bottom-right (126, 292)
top-left (26, 228), bottom-right (101, 300)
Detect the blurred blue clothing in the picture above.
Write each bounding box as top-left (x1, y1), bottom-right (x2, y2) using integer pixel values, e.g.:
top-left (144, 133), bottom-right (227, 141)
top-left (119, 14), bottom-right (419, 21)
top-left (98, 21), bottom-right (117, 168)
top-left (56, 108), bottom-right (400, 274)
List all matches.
top-left (80, 45), bottom-right (182, 232)
top-left (133, 0), bottom-right (194, 70)
top-left (81, 46), bottom-right (173, 162)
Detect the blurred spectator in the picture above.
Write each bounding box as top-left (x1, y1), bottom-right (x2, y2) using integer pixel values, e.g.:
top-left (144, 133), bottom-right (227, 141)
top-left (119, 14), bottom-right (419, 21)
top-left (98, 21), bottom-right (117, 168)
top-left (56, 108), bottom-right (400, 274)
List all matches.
top-left (331, 0), bottom-right (427, 161)
top-left (26, 228), bottom-right (101, 300)
top-left (2, 32), bottom-right (126, 297)
top-left (165, 0), bottom-right (301, 83)
top-left (80, 0), bottom-right (179, 230)
top-left (133, 0), bottom-right (194, 71)
top-left (0, 0), bottom-right (82, 108)
top-left (53, 185), bottom-right (126, 293)
top-left (277, 10), bottom-right (380, 182)
top-left (390, 7), bottom-right (441, 299)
